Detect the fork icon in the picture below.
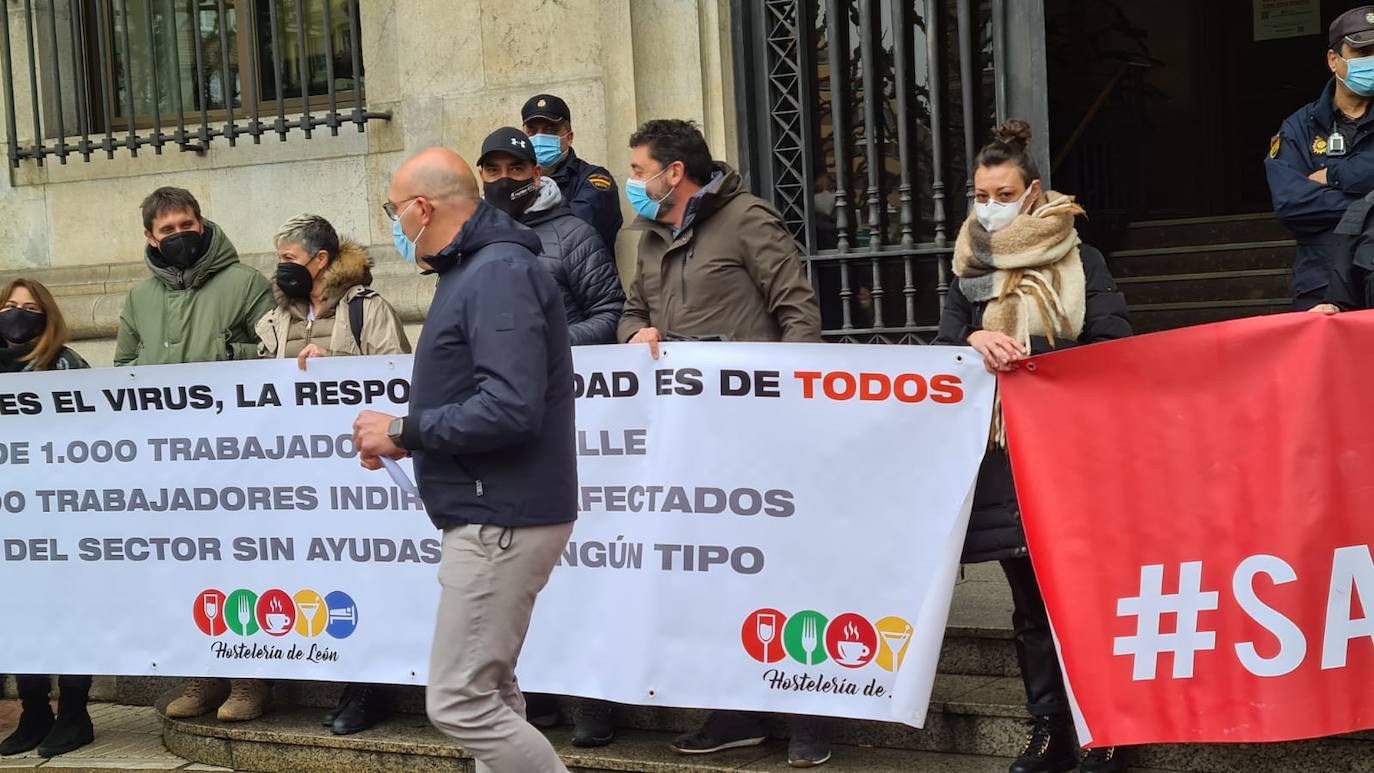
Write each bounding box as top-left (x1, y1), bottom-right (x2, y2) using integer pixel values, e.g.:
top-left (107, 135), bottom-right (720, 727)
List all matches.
top-left (801, 617), bottom-right (820, 665)
top-left (237, 595), bottom-right (253, 634)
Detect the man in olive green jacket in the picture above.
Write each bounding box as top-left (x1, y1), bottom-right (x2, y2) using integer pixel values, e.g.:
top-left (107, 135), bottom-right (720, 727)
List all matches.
top-left (113, 187), bottom-right (273, 367)
top-left (618, 120), bottom-right (821, 353)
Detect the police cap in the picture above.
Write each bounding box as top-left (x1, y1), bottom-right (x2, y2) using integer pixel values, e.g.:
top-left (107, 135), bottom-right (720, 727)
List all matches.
top-left (1330, 6), bottom-right (1374, 50)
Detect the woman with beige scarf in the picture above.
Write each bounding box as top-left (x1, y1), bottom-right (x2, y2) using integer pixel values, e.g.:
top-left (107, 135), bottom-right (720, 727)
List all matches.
top-left (937, 120), bottom-right (1132, 773)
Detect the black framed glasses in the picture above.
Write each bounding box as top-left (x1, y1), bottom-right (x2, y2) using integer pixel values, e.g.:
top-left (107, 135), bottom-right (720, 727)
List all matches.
top-left (383, 197), bottom-right (419, 221)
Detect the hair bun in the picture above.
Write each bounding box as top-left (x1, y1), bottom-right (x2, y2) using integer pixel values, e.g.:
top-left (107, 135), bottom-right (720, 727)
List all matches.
top-left (992, 119), bottom-right (1032, 151)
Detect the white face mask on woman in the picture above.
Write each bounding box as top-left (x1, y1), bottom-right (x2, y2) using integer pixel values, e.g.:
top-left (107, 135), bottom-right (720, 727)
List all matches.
top-left (974, 186), bottom-right (1034, 233)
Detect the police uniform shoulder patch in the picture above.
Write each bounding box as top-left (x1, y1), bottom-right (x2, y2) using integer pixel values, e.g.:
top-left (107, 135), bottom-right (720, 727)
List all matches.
top-left (1313, 135), bottom-right (1328, 156)
top-left (587, 174), bottom-right (613, 191)
top-left (1269, 134), bottom-right (1281, 159)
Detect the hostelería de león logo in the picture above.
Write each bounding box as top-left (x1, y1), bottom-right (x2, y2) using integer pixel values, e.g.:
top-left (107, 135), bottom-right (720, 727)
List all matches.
top-left (742, 608), bottom-right (913, 672)
top-left (193, 590), bottom-right (357, 661)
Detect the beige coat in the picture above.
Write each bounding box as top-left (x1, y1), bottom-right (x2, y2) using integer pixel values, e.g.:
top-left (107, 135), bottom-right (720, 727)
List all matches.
top-left (256, 240), bottom-right (411, 359)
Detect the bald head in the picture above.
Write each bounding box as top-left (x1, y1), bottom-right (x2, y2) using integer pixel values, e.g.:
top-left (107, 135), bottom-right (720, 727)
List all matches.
top-left (387, 148), bottom-right (483, 270)
top-left (393, 147), bottom-right (480, 204)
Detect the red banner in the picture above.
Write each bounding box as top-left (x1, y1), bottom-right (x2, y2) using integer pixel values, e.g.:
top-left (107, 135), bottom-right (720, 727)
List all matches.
top-left (1000, 312), bottom-right (1374, 746)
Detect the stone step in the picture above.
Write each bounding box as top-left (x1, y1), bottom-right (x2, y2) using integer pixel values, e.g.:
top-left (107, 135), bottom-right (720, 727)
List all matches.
top-left (1106, 241), bottom-right (1296, 278)
top-left (1115, 214), bottom-right (1292, 251)
top-left (163, 708), bottom-right (1020, 772)
top-left (1125, 298), bottom-right (1292, 334)
top-left (158, 691), bottom-right (1374, 773)
top-left (1117, 269), bottom-right (1291, 306)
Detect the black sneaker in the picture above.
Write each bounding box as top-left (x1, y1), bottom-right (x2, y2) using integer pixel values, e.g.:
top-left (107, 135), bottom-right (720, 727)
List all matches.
top-left (787, 716), bottom-right (832, 768)
top-left (1008, 714), bottom-right (1078, 773)
top-left (1079, 746), bottom-right (1125, 773)
top-left (36, 707), bottom-right (93, 758)
top-left (323, 685), bottom-right (353, 727)
top-left (571, 701), bottom-right (615, 748)
top-left (670, 711), bottom-right (768, 755)
top-left (0, 704), bottom-right (54, 756)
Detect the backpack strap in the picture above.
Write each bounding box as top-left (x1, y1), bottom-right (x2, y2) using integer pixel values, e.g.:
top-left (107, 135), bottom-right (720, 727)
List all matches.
top-left (348, 289), bottom-right (375, 353)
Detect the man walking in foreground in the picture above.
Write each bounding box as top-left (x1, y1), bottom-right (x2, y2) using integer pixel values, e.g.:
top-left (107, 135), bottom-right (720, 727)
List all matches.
top-left (352, 147), bottom-right (577, 773)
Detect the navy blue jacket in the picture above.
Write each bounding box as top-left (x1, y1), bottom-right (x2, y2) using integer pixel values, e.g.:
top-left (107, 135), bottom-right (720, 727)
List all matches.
top-left (549, 147), bottom-right (623, 249)
top-left (399, 201), bottom-right (578, 530)
top-left (1266, 79), bottom-right (1374, 297)
top-left (521, 203), bottom-right (625, 345)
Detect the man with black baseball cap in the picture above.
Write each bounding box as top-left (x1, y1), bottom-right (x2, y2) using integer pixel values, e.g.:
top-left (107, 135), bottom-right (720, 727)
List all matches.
top-left (521, 94), bottom-right (623, 249)
top-left (1266, 5), bottom-right (1374, 310)
top-left (476, 126), bottom-right (623, 348)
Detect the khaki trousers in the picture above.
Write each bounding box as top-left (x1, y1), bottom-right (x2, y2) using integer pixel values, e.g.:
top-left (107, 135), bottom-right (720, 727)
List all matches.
top-left (425, 521), bottom-right (574, 773)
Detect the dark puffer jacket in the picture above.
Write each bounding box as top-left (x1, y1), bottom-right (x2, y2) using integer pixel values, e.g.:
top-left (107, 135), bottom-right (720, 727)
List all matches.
top-left (518, 180), bottom-right (624, 345)
top-left (936, 243), bottom-right (1132, 563)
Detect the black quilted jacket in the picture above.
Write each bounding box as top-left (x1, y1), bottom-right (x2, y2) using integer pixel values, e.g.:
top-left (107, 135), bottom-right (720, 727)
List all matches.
top-left (520, 205), bottom-right (625, 346)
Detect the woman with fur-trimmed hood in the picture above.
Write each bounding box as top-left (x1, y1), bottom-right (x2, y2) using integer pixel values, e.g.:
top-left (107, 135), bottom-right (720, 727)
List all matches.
top-left (253, 214), bottom-right (411, 735)
top-left (257, 214), bottom-right (411, 365)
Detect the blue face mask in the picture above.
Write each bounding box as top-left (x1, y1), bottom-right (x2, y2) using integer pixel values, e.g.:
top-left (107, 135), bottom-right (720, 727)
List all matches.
top-left (626, 168), bottom-right (674, 221)
top-left (391, 200), bottom-right (425, 264)
top-left (1341, 54), bottom-right (1374, 97)
top-left (530, 134), bottom-right (564, 167)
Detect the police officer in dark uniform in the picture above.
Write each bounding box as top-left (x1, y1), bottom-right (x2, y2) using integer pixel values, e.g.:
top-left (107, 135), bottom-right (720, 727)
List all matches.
top-left (1266, 6), bottom-right (1374, 309)
top-left (522, 94), bottom-right (624, 249)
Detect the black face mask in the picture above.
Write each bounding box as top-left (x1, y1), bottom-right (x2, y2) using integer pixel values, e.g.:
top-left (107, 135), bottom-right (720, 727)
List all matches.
top-left (484, 177), bottom-right (540, 217)
top-left (0, 308), bottom-right (46, 345)
top-left (156, 230), bottom-right (205, 270)
top-left (276, 261), bottom-right (315, 300)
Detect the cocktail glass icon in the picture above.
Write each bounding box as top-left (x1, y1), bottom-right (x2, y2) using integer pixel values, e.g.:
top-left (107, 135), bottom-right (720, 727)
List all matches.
top-left (880, 624), bottom-right (914, 670)
top-left (757, 613), bottom-right (777, 662)
top-left (299, 602), bottom-right (321, 636)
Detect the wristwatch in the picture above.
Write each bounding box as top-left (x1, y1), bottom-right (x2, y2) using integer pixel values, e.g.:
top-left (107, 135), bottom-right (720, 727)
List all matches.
top-left (387, 417), bottom-right (405, 445)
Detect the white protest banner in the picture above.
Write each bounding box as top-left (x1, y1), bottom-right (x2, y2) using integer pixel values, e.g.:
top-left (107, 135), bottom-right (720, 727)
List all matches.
top-left (0, 343), bottom-right (991, 726)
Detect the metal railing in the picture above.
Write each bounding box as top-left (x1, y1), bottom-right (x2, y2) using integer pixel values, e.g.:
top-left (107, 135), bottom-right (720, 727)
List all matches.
top-left (732, 0), bottom-right (998, 344)
top-left (0, 0), bottom-right (389, 167)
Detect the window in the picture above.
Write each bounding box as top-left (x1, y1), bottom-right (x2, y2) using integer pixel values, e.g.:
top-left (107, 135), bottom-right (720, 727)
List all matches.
top-left (1, 0), bottom-right (385, 165)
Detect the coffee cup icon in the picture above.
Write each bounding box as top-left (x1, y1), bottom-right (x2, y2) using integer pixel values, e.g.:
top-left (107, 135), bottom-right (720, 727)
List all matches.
top-left (266, 613), bottom-right (291, 633)
top-left (836, 640), bottom-right (869, 664)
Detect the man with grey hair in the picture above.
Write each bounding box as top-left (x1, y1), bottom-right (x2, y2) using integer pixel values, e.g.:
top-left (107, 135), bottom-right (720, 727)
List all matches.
top-left (351, 148), bottom-right (577, 773)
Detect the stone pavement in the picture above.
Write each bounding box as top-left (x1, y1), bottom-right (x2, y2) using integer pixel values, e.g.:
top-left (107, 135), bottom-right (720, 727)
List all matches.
top-left (0, 701), bottom-right (229, 772)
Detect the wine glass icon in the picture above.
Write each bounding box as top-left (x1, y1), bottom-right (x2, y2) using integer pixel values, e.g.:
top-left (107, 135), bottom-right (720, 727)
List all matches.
top-left (757, 613), bottom-right (777, 662)
top-left (202, 593), bottom-right (221, 636)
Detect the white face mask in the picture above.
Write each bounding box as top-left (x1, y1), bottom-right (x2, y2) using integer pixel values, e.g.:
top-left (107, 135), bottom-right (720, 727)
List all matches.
top-left (974, 186), bottom-right (1034, 233)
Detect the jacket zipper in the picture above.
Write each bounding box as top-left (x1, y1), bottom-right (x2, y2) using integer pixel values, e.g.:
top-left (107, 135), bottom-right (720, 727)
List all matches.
top-left (450, 456), bottom-right (485, 497)
top-left (679, 246), bottom-right (694, 305)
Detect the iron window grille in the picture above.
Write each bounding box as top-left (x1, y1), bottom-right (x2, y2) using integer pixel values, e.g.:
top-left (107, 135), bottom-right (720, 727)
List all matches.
top-left (0, 0), bottom-right (390, 167)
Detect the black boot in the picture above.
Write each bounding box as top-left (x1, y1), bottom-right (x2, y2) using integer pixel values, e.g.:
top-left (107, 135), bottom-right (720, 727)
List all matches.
top-left (331, 685), bottom-right (388, 735)
top-left (571, 700), bottom-right (615, 748)
top-left (1008, 714), bottom-right (1078, 773)
top-left (322, 685), bottom-right (353, 727)
top-left (37, 676), bottom-right (94, 758)
top-left (0, 676), bottom-right (53, 756)
top-left (1078, 746), bottom-right (1126, 773)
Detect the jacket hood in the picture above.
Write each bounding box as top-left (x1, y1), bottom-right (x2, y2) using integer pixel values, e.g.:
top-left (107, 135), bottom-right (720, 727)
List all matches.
top-left (271, 238), bottom-right (374, 318)
top-left (426, 200), bottom-right (544, 274)
top-left (525, 176), bottom-right (566, 216)
top-left (144, 221), bottom-right (240, 291)
top-left (627, 161), bottom-right (743, 235)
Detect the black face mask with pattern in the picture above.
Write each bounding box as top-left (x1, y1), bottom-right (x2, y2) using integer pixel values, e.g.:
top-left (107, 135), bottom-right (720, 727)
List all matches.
top-left (484, 177), bottom-right (540, 217)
